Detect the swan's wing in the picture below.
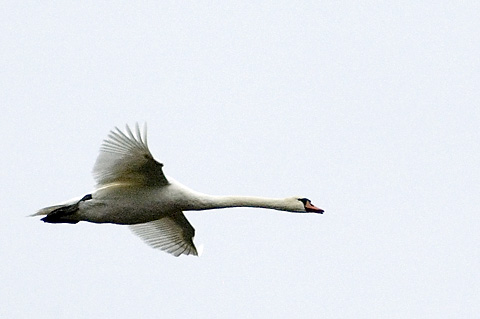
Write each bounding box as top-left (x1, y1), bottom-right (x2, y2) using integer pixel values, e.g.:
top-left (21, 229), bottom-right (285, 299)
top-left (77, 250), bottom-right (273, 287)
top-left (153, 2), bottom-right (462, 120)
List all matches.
top-left (128, 212), bottom-right (198, 257)
top-left (92, 123), bottom-right (169, 187)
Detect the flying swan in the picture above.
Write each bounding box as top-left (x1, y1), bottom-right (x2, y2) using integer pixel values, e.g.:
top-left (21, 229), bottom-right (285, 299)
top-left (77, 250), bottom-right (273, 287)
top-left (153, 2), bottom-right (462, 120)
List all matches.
top-left (33, 124), bottom-right (324, 256)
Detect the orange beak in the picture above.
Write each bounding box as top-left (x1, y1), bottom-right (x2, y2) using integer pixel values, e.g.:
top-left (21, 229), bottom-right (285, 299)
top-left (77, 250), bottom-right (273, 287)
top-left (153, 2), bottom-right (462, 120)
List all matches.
top-left (305, 201), bottom-right (324, 214)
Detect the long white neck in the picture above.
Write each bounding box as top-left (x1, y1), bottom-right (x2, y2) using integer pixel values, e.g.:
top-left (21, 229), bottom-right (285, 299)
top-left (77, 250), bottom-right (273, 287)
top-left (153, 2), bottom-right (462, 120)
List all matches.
top-left (183, 194), bottom-right (294, 212)
top-left (167, 178), bottom-right (302, 213)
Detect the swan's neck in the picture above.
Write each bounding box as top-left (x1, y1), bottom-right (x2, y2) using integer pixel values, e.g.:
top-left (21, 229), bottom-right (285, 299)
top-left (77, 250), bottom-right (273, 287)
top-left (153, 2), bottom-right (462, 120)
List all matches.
top-left (167, 179), bottom-right (300, 212)
top-left (184, 194), bottom-right (292, 212)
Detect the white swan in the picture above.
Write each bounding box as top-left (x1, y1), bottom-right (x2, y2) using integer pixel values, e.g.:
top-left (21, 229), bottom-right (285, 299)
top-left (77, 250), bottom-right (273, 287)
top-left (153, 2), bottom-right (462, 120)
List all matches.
top-left (33, 124), bottom-right (324, 257)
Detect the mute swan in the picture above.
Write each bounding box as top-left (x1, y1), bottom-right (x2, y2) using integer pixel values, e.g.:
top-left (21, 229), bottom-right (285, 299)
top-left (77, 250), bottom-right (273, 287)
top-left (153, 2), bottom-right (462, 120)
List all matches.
top-left (33, 124), bottom-right (324, 257)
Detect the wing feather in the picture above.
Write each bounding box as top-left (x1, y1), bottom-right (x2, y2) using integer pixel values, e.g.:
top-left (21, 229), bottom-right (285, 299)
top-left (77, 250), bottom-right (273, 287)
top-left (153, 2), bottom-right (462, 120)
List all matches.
top-left (92, 123), bottom-right (169, 187)
top-left (128, 213), bottom-right (198, 257)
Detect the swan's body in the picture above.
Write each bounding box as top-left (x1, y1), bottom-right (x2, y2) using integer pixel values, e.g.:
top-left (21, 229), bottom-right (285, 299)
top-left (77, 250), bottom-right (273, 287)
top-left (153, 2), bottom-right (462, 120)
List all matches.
top-left (34, 124), bottom-right (324, 257)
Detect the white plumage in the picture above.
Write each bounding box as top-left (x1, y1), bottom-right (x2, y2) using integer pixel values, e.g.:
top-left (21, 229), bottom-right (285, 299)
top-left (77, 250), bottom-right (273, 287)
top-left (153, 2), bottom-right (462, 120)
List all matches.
top-left (34, 124), bottom-right (323, 257)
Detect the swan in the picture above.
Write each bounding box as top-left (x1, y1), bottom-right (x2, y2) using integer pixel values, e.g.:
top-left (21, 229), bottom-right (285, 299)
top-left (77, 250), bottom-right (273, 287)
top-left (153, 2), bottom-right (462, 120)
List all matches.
top-left (33, 124), bottom-right (324, 257)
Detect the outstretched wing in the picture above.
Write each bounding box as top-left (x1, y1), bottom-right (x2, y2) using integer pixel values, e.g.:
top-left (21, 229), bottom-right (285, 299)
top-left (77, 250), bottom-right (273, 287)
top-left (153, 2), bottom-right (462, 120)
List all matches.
top-left (128, 212), bottom-right (198, 257)
top-left (92, 123), bottom-right (169, 187)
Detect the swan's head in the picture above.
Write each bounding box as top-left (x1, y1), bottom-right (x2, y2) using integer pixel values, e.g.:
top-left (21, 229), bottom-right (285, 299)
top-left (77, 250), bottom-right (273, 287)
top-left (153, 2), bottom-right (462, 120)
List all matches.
top-left (289, 197), bottom-right (324, 214)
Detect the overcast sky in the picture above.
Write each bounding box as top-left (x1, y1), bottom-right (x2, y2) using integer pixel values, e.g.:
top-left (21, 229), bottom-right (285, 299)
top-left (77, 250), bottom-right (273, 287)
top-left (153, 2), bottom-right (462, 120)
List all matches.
top-left (1, 2), bottom-right (479, 318)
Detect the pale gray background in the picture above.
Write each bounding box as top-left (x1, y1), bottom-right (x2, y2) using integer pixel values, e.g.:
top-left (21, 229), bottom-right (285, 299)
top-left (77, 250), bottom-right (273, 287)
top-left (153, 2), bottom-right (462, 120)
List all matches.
top-left (1, 2), bottom-right (479, 318)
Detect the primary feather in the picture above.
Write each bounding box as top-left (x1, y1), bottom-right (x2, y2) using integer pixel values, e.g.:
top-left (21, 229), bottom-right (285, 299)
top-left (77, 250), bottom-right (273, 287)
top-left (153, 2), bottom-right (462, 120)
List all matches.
top-left (93, 123), bottom-right (169, 187)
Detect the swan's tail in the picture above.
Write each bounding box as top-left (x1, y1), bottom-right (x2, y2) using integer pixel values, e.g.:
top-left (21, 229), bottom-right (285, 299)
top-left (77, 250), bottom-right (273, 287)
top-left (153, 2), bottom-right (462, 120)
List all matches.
top-left (30, 204), bottom-right (80, 224)
top-left (31, 194), bottom-right (92, 224)
top-left (30, 205), bottom-right (65, 217)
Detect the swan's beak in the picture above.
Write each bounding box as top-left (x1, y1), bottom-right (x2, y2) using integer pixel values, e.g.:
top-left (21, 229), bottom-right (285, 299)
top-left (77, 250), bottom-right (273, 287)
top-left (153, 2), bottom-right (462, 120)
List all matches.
top-left (305, 201), bottom-right (324, 214)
